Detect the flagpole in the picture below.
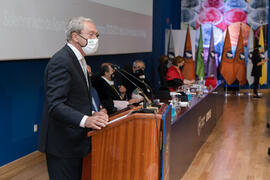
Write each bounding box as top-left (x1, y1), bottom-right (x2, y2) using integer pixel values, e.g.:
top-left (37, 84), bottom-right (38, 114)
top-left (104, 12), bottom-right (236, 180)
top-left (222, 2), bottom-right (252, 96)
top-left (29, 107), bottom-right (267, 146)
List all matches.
top-left (166, 24), bottom-right (172, 57)
top-left (247, 84), bottom-right (252, 96)
top-left (236, 83), bottom-right (243, 96)
top-left (236, 84), bottom-right (240, 96)
top-left (224, 82), bottom-right (230, 96)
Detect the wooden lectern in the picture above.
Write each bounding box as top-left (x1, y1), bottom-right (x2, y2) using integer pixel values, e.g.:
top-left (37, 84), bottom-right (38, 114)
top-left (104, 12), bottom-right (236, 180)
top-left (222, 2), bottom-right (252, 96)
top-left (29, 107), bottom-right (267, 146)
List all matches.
top-left (81, 108), bottom-right (162, 180)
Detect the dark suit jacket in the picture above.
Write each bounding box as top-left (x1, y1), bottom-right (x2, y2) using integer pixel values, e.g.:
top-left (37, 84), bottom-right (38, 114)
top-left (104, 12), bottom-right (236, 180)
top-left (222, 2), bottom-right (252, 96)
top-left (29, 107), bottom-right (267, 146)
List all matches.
top-left (38, 45), bottom-right (92, 158)
top-left (251, 49), bottom-right (262, 77)
top-left (91, 87), bottom-right (101, 111)
top-left (121, 70), bottom-right (153, 100)
top-left (92, 76), bottom-right (123, 115)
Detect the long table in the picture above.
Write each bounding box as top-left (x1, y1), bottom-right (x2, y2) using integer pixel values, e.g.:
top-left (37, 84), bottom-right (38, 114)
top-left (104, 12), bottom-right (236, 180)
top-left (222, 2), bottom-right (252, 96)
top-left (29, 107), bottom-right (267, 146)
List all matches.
top-left (162, 82), bottom-right (225, 180)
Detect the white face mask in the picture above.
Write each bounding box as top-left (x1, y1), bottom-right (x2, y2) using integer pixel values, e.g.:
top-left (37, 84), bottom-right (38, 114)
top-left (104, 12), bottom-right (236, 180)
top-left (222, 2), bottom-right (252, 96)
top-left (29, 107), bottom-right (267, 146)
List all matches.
top-left (81, 38), bottom-right (99, 55)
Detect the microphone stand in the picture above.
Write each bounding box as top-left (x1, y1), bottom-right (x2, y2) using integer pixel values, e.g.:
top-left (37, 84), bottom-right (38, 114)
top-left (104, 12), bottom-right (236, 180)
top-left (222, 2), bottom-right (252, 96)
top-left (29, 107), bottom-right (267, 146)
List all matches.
top-left (112, 65), bottom-right (154, 113)
top-left (114, 65), bottom-right (154, 102)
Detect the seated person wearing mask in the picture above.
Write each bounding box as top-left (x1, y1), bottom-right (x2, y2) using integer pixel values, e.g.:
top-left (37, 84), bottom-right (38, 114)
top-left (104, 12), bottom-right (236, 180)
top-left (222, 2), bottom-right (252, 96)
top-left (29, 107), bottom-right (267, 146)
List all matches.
top-left (166, 56), bottom-right (185, 91)
top-left (93, 63), bottom-right (141, 115)
top-left (122, 60), bottom-right (153, 102)
top-left (166, 56), bottom-right (194, 91)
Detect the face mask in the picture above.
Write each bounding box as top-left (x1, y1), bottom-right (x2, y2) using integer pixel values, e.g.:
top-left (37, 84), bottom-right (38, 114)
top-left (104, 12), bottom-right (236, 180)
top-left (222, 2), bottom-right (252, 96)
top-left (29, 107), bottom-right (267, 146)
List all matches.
top-left (80, 38), bottom-right (99, 55)
top-left (135, 69), bottom-right (145, 80)
top-left (111, 73), bottom-right (115, 80)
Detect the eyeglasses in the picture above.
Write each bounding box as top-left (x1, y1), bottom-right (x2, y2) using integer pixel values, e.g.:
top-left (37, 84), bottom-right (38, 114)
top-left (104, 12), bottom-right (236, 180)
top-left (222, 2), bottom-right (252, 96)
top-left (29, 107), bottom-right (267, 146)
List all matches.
top-left (135, 66), bottom-right (145, 70)
top-left (80, 31), bottom-right (99, 39)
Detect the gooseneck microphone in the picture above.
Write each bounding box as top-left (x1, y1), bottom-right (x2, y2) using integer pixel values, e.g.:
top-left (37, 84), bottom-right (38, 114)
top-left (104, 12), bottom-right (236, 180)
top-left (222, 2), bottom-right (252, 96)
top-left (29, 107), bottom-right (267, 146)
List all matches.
top-left (111, 64), bottom-right (152, 109)
top-left (111, 64), bottom-right (154, 101)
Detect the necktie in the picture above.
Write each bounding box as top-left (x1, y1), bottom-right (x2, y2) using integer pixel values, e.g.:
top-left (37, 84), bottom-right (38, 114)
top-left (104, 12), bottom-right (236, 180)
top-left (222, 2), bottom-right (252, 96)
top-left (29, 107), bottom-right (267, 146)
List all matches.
top-left (80, 58), bottom-right (89, 88)
top-left (92, 97), bottom-right (99, 112)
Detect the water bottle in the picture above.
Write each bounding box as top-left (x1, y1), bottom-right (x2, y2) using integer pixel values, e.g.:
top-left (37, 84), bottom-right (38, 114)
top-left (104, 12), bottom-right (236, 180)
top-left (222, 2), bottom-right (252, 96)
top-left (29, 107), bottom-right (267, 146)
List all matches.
top-left (170, 92), bottom-right (177, 122)
top-left (171, 103), bottom-right (175, 122)
top-left (186, 88), bottom-right (192, 101)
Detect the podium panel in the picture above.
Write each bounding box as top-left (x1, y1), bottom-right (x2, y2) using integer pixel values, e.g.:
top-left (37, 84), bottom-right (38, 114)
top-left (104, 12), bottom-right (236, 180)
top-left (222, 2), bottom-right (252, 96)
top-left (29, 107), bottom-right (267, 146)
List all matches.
top-left (82, 113), bottom-right (162, 180)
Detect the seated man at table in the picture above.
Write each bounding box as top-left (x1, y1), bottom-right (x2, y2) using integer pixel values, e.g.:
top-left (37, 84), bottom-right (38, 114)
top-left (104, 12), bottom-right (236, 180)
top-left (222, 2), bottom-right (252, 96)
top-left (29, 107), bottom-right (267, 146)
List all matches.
top-left (93, 63), bottom-right (142, 115)
top-left (121, 60), bottom-right (153, 103)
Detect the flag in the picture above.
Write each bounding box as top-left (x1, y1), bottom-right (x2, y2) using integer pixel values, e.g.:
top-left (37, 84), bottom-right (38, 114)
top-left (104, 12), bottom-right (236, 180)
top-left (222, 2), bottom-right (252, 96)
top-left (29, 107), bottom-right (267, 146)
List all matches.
top-left (234, 25), bottom-right (246, 85)
top-left (196, 26), bottom-right (204, 79)
top-left (259, 26), bottom-right (267, 85)
top-left (220, 28), bottom-right (236, 85)
top-left (166, 25), bottom-right (175, 61)
top-left (246, 28), bottom-right (254, 85)
top-left (206, 25), bottom-right (217, 78)
top-left (182, 25), bottom-right (196, 81)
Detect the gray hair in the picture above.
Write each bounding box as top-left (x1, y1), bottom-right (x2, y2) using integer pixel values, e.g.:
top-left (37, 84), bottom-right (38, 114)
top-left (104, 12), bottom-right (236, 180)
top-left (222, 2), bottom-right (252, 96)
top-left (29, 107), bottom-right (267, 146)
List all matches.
top-left (133, 60), bottom-right (145, 68)
top-left (65, 17), bottom-right (93, 41)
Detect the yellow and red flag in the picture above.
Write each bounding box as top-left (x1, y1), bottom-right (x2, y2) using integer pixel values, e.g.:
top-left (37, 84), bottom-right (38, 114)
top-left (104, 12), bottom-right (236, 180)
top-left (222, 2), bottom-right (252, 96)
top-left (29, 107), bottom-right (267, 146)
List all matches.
top-left (259, 26), bottom-right (267, 85)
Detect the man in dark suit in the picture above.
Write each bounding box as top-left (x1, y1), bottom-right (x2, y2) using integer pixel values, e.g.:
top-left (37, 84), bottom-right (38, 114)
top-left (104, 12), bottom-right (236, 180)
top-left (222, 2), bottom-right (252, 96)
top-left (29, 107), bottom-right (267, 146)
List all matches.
top-left (122, 60), bottom-right (153, 102)
top-left (38, 17), bottom-right (108, 180)
top-left (93, 63), bottom-right (142, 115)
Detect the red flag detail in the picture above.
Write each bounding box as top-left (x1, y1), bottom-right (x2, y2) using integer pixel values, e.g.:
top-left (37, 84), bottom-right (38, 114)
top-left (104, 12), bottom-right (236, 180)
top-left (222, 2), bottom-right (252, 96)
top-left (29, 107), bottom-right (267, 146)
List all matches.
top-left (182, 25), bottom-right (196, 81)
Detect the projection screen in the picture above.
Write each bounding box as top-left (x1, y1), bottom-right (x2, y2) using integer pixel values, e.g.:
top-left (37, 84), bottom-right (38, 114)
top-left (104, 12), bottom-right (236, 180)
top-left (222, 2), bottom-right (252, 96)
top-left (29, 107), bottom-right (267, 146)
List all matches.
top-left (0, 0), bottom-right (153, 60)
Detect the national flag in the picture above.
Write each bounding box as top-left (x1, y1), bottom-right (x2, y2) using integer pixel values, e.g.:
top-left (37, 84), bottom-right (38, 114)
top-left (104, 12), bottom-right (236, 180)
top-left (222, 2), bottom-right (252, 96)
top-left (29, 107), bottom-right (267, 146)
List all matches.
top-left (246, 28), bottom-right (254, 85)
top-left (196, 26), bottom-right (204, 79)
top-left (259, 26), bottom-right (267, 85)
top-left (234, 25), bottom-right (246, 85)
top-left (220, 28), bottom-right (236, 85)
top-left (182, 25), bottom-right (196, 81)
top-left (206, 25), bottom-right (217, 78)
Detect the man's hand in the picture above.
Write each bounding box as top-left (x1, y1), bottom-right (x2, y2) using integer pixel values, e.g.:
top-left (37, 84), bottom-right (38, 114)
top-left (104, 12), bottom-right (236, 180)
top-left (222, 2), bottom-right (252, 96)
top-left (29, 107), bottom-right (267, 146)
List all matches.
top-left (128, 97), bottom-right (143, 105)
top-left (93, 111), bottom-right (108, 117)
top-left (100, 108), bottom-right (108, 114)
top-left (84, 112), bottom-right (109, 130)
